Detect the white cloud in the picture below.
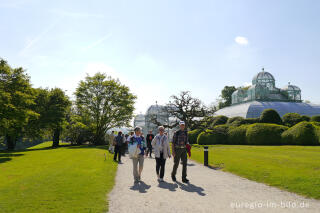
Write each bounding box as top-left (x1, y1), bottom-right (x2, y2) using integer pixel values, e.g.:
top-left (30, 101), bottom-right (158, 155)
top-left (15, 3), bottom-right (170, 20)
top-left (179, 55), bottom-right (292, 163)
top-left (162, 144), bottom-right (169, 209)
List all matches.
top-left (235, 36), bottom-right (249, 45)
top-left (243, 82), bottom-right (252, 87)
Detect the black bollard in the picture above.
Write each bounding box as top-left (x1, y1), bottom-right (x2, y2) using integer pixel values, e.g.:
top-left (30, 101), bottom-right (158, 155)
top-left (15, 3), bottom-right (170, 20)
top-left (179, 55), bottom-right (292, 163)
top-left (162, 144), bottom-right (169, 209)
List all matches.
top-left (204, 146), bottom-right (208, 166)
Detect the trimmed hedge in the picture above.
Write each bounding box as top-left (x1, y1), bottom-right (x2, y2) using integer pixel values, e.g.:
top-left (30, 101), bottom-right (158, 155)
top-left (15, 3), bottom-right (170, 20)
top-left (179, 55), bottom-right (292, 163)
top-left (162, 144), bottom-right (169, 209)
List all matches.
top-left (227, 116), bottom-right (245, 125)
top-left (246, 123), bottom-right (288, 145)
top-left (228, 125), bottom-right (250, 145)
top-left (197, 125), bottom-right (230, 145)
top-left (212, 115), bottom-right (229, 126)
top-left (311, 115), bottom-right (320, 122)
top-left (188, 129), bottom-right (202, 144)
top-left (260, 109), bottom-right (282, 125)
top-left (301, 115), bottom-right (311, 122)
top-left (282, 122), bottom-right (320, 145)
top-left (282, 113), bottom-right (304, 127)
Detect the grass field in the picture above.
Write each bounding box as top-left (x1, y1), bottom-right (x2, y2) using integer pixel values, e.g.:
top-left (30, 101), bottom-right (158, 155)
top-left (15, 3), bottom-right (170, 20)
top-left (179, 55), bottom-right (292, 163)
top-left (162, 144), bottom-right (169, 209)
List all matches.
top-left (190, 145), bottom-right (320, 199)
top-left (0, 142), bottom-right (117, 213)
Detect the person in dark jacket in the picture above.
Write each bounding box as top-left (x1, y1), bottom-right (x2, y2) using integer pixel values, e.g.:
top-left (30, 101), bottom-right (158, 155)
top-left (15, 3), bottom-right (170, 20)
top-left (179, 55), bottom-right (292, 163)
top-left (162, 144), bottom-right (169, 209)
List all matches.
top-left (146, 130), bottom-right (154, 158)
top-left (113, 131), bottom-right (124, 163)
top-left (171, 121), bottom-right (189, 183)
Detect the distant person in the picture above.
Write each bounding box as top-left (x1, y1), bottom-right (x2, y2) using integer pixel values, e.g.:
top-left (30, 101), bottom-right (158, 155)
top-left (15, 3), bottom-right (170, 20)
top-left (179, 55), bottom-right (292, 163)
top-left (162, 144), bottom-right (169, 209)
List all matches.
top-left (130, 127), bottom-right (146, 183)
top-left (152, 126), bottom-right (171, 182)
top-left (171, 121), bottom-right (189, 183)
top-left (121, 133), bottom-right (127, 156)
top-left (146, 130), bottom-right (154, 158)
top-left (113, 131), bottom-right (124, 163)
top-left (109, 131), bottom-right (115, 153)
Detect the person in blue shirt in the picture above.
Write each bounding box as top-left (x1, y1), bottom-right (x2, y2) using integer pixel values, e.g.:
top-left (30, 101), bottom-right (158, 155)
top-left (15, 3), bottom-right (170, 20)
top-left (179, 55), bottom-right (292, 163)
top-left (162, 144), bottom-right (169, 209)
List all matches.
top-left (129, 126), bottom-right (146, 183)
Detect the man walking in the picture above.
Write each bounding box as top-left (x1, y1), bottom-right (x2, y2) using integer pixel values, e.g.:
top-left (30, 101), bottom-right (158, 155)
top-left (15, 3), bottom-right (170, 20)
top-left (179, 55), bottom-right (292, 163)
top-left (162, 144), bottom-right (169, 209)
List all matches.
top-left (113, 131), bottom-right (124, 163)
top-left (109, 131), bottom-right (115, 153)
top-left (171, 121), bottom-right (189, 183)
top-left (146, 130), bottom-right (154, 158)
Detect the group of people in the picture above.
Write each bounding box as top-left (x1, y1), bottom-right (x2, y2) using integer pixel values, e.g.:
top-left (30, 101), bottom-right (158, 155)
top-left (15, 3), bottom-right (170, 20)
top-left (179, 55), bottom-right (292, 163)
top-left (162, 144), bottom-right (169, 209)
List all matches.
top-left (125, 121), bottom-right (190, 184)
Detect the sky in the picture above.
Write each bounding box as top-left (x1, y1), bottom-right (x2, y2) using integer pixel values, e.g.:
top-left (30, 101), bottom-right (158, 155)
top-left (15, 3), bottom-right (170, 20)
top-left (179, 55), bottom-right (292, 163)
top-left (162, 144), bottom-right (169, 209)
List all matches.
top-left (1, 0), bottom-right (320, 114)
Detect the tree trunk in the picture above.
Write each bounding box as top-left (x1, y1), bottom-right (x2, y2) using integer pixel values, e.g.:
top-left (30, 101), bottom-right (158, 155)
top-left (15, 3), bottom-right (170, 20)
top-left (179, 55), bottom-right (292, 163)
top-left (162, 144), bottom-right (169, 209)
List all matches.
top-left (52, 128), bottom-right (60, 147)
top-left (6, 135), bottom-right (16, 151)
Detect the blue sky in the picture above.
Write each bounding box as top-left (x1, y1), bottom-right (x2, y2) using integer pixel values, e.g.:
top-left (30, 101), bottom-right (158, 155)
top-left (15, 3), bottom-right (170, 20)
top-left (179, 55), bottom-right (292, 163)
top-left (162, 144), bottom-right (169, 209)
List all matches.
top-left (1, 0), bottom-right (320, 114)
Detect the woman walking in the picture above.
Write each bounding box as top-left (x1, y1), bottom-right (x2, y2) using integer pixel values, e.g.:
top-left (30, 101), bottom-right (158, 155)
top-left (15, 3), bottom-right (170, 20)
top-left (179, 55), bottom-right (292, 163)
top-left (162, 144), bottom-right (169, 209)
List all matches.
top-left (152, 126), bottom-right (171, 182)
top-left (129, 126), bottom-right (146, 183)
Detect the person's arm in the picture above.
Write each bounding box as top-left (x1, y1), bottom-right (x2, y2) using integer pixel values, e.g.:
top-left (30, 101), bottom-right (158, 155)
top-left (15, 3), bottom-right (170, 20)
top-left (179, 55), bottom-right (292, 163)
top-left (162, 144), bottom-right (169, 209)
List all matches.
top-left (166, 136), bottom-right (171, 158)
top-left (151, 136), bottom-right (156, 148)
top-left (172, 132), bottom-right (176, 157)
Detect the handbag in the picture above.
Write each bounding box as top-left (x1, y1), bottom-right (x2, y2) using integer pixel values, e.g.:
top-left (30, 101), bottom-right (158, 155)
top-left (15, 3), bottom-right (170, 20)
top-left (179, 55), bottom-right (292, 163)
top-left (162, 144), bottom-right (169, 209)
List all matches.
top-left (128, 144), bottom-right (141, 159)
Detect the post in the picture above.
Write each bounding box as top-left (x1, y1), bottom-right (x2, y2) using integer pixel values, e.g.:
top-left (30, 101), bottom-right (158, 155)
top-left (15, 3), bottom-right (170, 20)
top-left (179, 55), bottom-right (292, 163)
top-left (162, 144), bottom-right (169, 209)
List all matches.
top-left (204, 146), bottom-right (208, 166)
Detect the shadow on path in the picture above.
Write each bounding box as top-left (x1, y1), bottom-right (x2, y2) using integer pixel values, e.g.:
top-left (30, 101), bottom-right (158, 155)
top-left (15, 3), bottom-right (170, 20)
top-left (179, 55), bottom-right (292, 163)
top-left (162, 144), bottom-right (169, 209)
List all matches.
top-left (158, 181), bottom-right (178, 192)
top-left (130, 181), bottom-right (151, 193)
top-left (176, 181), bottom-right (206, 196)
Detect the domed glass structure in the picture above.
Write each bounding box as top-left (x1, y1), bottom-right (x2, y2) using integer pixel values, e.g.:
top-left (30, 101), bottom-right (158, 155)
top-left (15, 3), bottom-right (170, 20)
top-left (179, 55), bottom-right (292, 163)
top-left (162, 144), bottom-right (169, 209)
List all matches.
top-left (145, 104), bottom-right (169, 135)
top-left (232, 68), bottom-right (301, 104)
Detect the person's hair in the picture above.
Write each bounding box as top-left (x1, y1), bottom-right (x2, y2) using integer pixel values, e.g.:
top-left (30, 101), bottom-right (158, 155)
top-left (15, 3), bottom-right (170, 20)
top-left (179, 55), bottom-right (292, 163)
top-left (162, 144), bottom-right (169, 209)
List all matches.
top-left (118, 131), bottom-right (122, 136)
top-left (134, 126), bottom-right (142, 132)
top-left (130, 131), bottom-right (134, 135)
top-left (111, 131), bottom-right (114, 133)
top-left (158, 126), bottom-right (165, 131)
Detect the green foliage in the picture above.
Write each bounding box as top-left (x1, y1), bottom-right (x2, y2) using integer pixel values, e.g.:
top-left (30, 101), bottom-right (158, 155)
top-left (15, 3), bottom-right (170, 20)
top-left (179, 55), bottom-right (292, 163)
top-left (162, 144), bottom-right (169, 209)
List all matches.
top-left (75, 72), bottom-right (136, 145)
top-left (301, 115), bottom-right (311, 122)
top-left (0, 59), bottom-right (38, 150)
top-left (228, 125), bottom-right (250, 144)
top-left (227, 116), bottom-right (245, 126)
top-left (311, 115), bottom-right (320, 122)
top-left (242, 118), bottom-right (260, 124)
top-left (282, 113), bottom-right (304, 127)
top-left (246, 123), bottom-right (288, 145)
top-left (218, 86), bottom-right (237, 109)
top-left (197, 125), bottom-right (230, 145)
top-left (260, 109), bottom-right (282, 125)
top-left (212, 115), bottom-right (229, 126)
top-left (282, 122), bottom-right (320, 145)
top-left (188, 129), bottom-right (202, 144)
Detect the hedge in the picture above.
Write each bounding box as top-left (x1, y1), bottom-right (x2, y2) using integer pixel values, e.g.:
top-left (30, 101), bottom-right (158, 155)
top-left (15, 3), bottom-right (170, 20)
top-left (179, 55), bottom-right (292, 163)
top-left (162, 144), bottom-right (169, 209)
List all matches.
top-left (246, 123), bottom-right (288, 145)
top-left (282, 113), bottom-right (304, 127)
top-left (282, 122), bottom-right (320, 145)
top-left (212, 115), bottom-right (229, 126)
top-left (197, 125), bottom-right (230, 145)
top-left (260, 109), bottom-right (282, 125)
top-left (227, 116), bottom-right (245, 126)
top-left (311, 115), bottom-right (320, 122)
top-left (188, 129), bottom-right (202, 144)
top-left (228, 125), bottom-right (250, 145)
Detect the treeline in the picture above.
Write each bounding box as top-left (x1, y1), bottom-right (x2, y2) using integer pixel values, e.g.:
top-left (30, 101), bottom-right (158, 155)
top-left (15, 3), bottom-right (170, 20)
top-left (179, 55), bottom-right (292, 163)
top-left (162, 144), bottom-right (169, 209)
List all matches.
top-left (189, 109), bottom-right (320, 146)
top-left (0, 58), bottom-right (136, 150)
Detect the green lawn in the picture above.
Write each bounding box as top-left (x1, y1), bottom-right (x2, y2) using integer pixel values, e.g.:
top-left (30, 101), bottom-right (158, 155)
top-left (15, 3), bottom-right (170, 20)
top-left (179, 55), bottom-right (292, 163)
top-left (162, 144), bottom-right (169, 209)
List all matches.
top-left (190, 145), bottom-right (320, 199)
top-left (0, 142), bottom-right (117, 213)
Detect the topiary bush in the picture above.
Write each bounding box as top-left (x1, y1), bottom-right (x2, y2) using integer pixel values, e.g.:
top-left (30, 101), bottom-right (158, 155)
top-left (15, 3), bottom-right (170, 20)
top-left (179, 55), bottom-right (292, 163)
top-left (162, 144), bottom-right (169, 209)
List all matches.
top-left (282, 122), bottom-right (320, 146)
top-left (260, 109), bottom-right (282, 125)
top-left (301, 115), bottom-right (311, 122)
top-left (212, 115), bottom-right (229, 126)
top-left (242, 118), bottom-right (260, 124)
top-left (188, 129), bottom-right (202, 144)
top-left (228, 125), bottom-right (250, 145)
top-left (246, 123), bottom-right (288, 145)
top-left (282, 113), bottom-right (304, 127)
top-left (227, 116), bottom-right (245, 126)
top-left (197, 125), bottom-right (230, 145)
top-left (311, 115), bottom-right (320, 122)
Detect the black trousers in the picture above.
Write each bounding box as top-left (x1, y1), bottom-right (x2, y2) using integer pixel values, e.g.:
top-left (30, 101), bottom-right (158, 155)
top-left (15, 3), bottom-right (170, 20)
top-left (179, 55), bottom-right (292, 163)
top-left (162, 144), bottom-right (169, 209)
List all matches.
top-left (113, 145), bottom-right (121, 162)
top-left (156, 153), bottom-right (166, 178)
top-left (146, 145), bottom-right (152, 157)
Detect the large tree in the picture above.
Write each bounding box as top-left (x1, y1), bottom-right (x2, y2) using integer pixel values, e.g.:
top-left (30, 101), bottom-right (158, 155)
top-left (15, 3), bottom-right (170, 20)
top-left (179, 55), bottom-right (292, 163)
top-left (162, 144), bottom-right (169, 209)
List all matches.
top-left (218, 86), bottom-right (237, 109)
top-left (0, 59), bottom-right (38, 150)
top-left (150, 91), bottom-right (210, 130)
top-left (75, 72), bottom-right (136, 145)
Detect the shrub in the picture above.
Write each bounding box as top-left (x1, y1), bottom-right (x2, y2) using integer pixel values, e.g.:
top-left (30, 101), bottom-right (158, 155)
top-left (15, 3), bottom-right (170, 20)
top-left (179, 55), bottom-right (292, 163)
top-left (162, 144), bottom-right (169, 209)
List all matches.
top-left (228, 125), bottom-right (250, 145)
top-left (246, 123), bottom-right (288, 145)
top-left (282, 122), bottom-right (319, 145)
top-left (311, 115), bottom-right (320, 122)
top-left (242, 118), bottom-right (260, 124)
top-left (260, 109), bottom-right (282, 125)
top-left (227, 116), bottom-right (245, 126)
top-left (188, 129), bottom-right (202, 144)
top-left (301, 115), bottom-right (311, 122)
top-left (282, 113), bottom-right (303, 127)
top-left (212, 115), bottom-right (229, 126)
top-left (197, 125), bottom-right (230, 145)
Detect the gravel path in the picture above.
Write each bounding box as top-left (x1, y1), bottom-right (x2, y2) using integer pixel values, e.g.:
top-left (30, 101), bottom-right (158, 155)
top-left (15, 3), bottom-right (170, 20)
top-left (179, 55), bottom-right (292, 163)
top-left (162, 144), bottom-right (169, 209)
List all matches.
top-left (108, 156), bottom-right (320, 213)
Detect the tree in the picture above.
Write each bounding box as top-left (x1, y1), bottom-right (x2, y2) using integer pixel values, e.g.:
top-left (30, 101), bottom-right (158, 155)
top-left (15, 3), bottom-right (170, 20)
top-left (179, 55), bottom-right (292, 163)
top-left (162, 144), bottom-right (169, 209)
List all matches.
top-left (218, 86), bottom-right (237, 109)
top-left (151, 91), bottom-right (210, 130)
top-left (0, 59), bottom-right (38, 150)
top-left (75, 73), bottom-right (136, 145)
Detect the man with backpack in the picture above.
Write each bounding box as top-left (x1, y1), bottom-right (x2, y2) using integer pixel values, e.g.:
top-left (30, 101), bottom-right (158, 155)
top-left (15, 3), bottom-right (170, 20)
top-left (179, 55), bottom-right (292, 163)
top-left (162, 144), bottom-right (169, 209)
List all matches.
top-left (113, 131), bottom-right (124, 163)
top-left (171, 121), bottom-right (190, 183)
